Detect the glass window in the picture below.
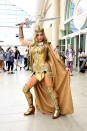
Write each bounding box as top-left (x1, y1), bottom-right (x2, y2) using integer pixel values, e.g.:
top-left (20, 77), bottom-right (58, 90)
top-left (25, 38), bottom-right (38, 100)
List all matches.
top-left (71, 37), bottom-right (74, 49)
top-left (65, 0), bottom-right (70, 20)
top-left (71, 0), bottom-right (78, 3)
top-left (59, 40), bottom-right (65, 56)
top-left (63, 20), bottom-right (78, 36)
top-left (80, 34), bottom-right (85, 52)
top-left (82, 21), bottom-right (87, 29)
top-left (65, 0), bottom-right (78, 19)
top-left (70, 3), bottom-right (75, 17)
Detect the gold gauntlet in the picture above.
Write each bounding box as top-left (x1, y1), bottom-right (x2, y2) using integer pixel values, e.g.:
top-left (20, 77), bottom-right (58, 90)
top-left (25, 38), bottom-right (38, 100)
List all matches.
top-left (19, 26), bottom-right (24, 39)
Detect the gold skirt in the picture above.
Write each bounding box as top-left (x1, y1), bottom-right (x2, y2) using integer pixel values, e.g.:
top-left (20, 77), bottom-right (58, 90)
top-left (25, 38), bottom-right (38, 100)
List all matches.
top-left (32, 71), bottom-right (53, 81)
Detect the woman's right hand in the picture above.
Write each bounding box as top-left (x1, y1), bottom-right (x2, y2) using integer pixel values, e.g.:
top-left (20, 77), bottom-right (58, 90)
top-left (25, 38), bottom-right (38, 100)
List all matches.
top-left (19, 22), bottom-right (24, 27)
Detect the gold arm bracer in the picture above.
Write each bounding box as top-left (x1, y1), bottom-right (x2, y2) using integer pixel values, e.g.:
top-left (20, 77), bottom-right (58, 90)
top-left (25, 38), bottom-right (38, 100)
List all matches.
top-left (19, 26), bottom-right (24, 39)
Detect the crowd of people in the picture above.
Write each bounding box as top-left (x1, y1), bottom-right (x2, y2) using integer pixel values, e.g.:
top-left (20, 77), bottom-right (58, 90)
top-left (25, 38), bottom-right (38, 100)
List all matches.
top-left (0, 44), bottom-right (87, 75)
top-left (54, 44), bottom-right (87, 75)
top-left (0, 45), bottom-right (30, 74)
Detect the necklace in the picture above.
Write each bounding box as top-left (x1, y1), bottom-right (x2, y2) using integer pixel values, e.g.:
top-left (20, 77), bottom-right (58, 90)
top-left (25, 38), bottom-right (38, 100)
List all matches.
top-left (37, 42), bottom-right (44, 46)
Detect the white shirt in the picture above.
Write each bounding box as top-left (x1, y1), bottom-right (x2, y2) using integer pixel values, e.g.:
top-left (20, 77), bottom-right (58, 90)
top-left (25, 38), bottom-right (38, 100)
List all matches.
top-left (0, 49), bottom-right (4, 60)
top-left (24, 51), bottom-right (28, 58)
top-left (68, 49), bottom-right (73, 61)
top-left (78, 52), bottom-right (85, 61)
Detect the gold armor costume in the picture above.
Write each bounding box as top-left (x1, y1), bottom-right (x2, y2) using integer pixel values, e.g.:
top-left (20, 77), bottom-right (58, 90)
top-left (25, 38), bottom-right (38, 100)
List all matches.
top-left (30, 42), bottom-right (52, 81)
top-left (19, 25), bottom-right (74, 118)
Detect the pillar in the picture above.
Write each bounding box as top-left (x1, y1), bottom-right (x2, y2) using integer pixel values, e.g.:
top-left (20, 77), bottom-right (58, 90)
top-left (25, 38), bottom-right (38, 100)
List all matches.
top-left (52, 0), bottom-right (60, 48)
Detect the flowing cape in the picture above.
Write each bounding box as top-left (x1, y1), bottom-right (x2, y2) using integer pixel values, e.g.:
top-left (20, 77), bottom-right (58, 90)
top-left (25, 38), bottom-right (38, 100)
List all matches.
top-left (30, 45), bottom-right (74, 115)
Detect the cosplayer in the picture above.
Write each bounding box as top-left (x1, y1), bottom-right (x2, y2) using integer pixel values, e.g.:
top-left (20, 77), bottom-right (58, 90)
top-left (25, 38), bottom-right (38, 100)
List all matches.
top-left (19, 21), bottom-right (74, 119)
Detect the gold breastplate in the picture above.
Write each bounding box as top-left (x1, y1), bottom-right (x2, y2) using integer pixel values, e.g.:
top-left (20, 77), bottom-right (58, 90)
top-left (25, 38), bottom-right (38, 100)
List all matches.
top-left (30, 42), bottom-right (50, 72)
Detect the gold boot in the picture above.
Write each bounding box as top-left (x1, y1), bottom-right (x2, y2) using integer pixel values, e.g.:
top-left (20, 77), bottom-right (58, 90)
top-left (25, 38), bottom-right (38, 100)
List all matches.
top-left (23, 84), bottom-right (35, 116)
top-left (24, 105), bottom-right (35, 116)
top-left (52, 109), bottom-right (60, 119)
top-left (46, 86), bottom-right (60, 119)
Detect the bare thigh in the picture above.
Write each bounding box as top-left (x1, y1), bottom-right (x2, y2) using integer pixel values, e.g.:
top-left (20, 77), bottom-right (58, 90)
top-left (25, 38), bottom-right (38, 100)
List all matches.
top-left (44, 73), bottom-right (53, 87)
top-left (26, 75), bottom-right (38, 90)
top-left (44, 73), bottom-right (57, 97)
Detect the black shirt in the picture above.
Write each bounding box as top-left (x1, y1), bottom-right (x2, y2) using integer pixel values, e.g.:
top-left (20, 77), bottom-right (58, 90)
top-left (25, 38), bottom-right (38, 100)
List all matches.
top-left (15, 50), bottom-right (20, 59)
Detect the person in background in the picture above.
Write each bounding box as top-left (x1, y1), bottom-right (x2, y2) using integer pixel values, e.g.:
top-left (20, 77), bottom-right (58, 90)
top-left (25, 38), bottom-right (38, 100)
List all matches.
top-left (5, 48), bottom-right (9, 71)
top-left (65, 44), bottom-right (75, 76)
top-left (54, 45), bottom-right (59, 54)
top-left (0, 46), bottom-right (6, 72)
top-left (8, 47), bottom-right (14, 74)
top-left (78, 48), bottom-right (85, 73)
top-left (24, 48), bottom-right (28, 69)
top-left (14, 46), bottom-right (22, 71)
top-left (61, 49), bottom-right (66, 63)
top-left (84, 53), bottom-right (87, 69)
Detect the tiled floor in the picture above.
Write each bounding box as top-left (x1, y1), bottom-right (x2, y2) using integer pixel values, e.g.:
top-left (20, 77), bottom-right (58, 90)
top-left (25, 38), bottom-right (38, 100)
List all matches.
top-left (0, 69), bottom-right (87, 131)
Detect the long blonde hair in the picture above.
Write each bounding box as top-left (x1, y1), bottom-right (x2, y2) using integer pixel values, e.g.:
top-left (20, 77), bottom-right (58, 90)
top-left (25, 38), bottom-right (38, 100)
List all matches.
top-left (32, 22), bottom-right (48, 46)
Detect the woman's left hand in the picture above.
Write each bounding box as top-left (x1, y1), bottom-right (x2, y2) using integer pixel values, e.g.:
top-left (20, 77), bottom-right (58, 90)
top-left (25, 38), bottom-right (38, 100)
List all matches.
top-left (65, 67), bottom-right (70, 71)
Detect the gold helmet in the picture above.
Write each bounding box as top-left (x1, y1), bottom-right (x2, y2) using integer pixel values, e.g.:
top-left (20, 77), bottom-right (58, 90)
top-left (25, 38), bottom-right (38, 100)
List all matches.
top-left (35, 19), bottom-right (44, 33)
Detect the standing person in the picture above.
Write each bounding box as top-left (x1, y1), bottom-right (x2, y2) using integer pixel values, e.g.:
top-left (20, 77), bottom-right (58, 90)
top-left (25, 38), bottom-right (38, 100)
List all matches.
top-left (78, 48), bottom-right (85, 73)
top-left (5, 48), bottom-right (9, 71)
top-left (14, 46), bottom-right (22, 71)
top-left (8, 47), bottom-right (14, 74)
top-left (0, 46), bottom-right (6, 72)
top-left (65, 44), bottom-right (75, 76)
top-left (19, 22), bottom-right (74, 119)
top-left (54, 45), bottom-right (59, 54)
top-left (61, 49), bottom-right (66, 63)
top-left (24, 48), bottom-right (28, 69)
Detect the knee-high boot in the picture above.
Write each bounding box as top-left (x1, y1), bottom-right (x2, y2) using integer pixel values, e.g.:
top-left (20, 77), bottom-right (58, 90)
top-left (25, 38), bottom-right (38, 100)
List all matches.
top-left (23, 84), bottom-right (35, 116)
top-left (46, 86), bottom-right (60, 119)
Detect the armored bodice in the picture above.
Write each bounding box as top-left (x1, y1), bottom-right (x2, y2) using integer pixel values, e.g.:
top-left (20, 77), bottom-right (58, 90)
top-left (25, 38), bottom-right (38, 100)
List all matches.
top-left (30, 42), bottom-right (50, 72)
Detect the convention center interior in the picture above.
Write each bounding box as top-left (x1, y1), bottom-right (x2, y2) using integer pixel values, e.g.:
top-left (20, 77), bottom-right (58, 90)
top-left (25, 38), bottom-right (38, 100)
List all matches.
top-left (0, 0), bottom-right (87, 131)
